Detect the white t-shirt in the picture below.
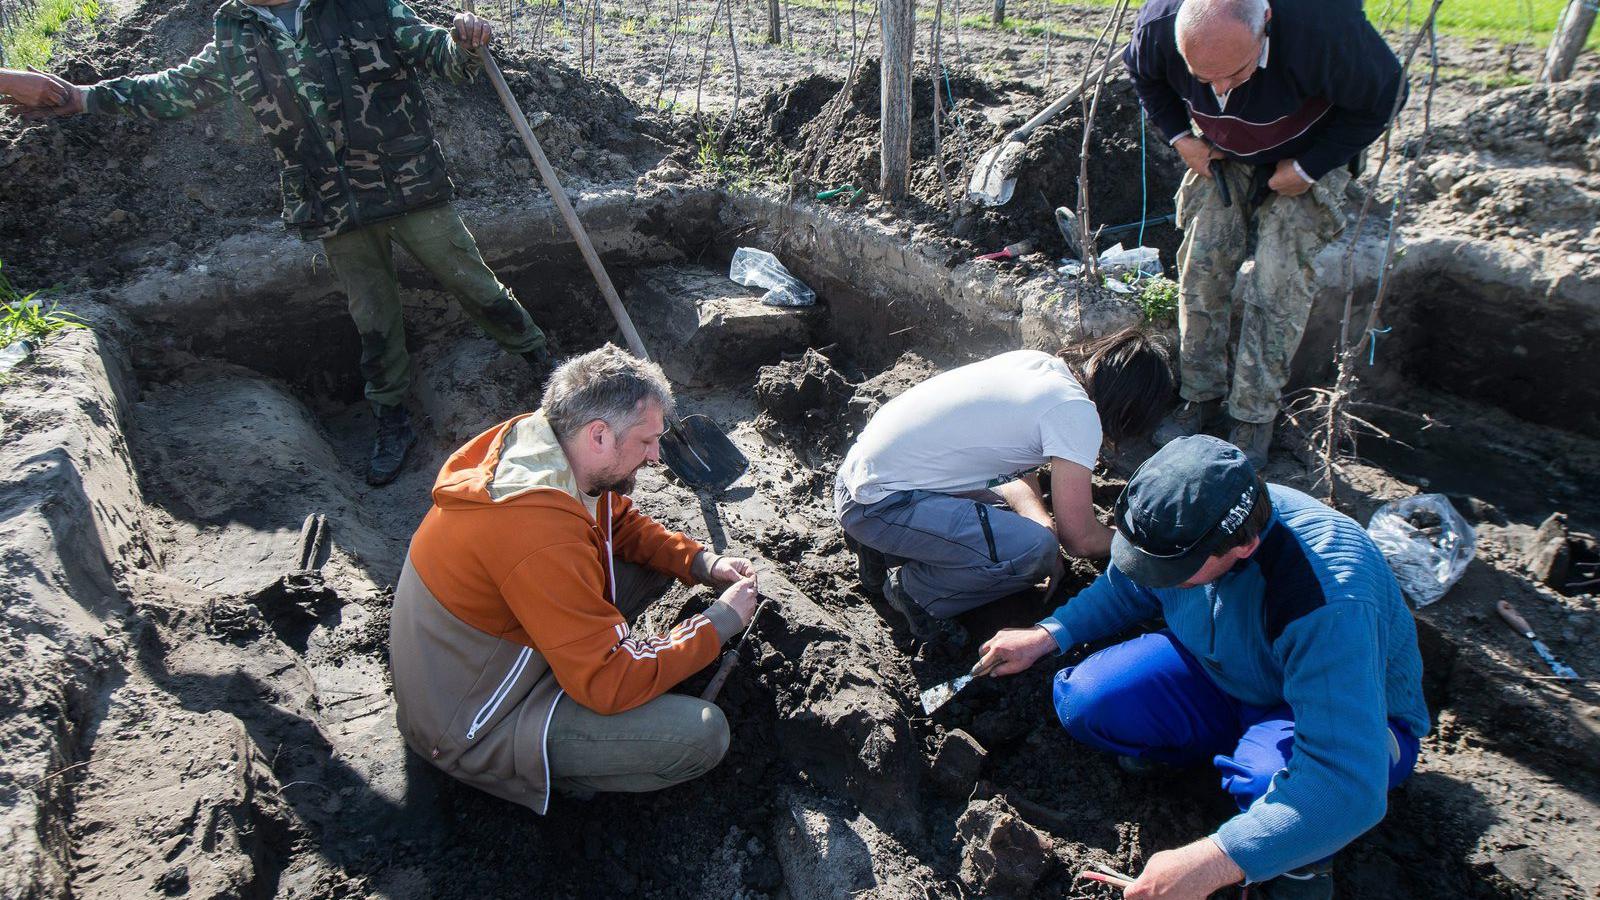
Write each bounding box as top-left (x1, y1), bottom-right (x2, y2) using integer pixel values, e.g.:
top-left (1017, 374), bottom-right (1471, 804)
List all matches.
top-left (837, 350), bottom-right (1103, 506)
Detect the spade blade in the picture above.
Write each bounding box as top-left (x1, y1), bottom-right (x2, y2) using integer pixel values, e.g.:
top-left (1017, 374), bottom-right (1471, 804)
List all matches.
top-left (661, 414), bottom-right (748, 493)
top-left (919, 674), bottom-right (974, 715)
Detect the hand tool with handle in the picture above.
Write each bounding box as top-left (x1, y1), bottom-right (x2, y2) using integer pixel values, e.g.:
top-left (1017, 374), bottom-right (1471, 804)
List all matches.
top-left (1497, 600), bottom-right (1580, 679)
top-left (464, 3), bottom-right (747, 492)
top-left (919, 654), bottom-right (1001, 715)
top-left (966, 58), bottom-right (1118, 207)
top-left (700, 595), bottom-right (773, 702)
top-left (1210, 159), bottom-right (1233, 207)
top-left (975, 239), bottom-right (1034, 262)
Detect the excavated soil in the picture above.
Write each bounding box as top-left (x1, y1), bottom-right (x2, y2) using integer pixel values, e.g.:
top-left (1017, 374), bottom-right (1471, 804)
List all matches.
top-left (3, 0), bottom-right (1600, 898)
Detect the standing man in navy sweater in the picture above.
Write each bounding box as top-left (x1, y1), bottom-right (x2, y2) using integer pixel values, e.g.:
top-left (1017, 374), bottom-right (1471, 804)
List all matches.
top-left (979, 436), bottom-right (1428, 900)
top-left (1131, 0), bottom-right (1403, 465)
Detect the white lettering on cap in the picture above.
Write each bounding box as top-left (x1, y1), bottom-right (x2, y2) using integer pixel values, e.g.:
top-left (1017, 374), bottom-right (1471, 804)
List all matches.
top-left (1217, 483), bottom-right (1256, 536)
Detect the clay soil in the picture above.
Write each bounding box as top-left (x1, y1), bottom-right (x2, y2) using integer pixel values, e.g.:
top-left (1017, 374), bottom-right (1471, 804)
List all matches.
top-left (2, 0), bottom-right (1599, 898)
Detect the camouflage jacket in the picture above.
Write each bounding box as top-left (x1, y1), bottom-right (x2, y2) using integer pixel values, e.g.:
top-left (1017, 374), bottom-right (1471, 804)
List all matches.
top-left (85, 0), bottom-right (480, 239)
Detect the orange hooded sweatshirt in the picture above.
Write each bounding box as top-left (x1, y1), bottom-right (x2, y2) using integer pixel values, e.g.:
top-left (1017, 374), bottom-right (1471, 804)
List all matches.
top-left (406, 412), bottom-right (738, 716)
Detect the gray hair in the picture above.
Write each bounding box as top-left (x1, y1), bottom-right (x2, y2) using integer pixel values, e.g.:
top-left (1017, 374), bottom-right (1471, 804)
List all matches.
top-left (542, 344), bottom-right (676, 441)
top-left (1175, 0), bottom-right (1269, 45)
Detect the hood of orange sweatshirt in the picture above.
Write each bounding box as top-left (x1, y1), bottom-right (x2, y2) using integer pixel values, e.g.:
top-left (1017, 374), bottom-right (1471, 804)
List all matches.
top-left (431, 412), bottom-right (589, 512)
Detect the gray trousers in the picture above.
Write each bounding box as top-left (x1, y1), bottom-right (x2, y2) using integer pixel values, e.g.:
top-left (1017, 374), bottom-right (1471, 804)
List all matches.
top-left (545, 563), bottom-right (730, 794)
top-left (837, 483), bottom-right (1059, 618)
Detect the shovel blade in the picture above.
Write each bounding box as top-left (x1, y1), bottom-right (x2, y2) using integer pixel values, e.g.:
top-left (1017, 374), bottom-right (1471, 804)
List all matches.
top-left (919, 674), bottom-right (973, 715)
top-left (662, 414), bottom-right (748, 493)
top-left (966, 141), bottom-right (1026, 207)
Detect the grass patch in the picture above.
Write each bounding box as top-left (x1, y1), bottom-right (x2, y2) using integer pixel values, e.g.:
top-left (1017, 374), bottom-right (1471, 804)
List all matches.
top-left (1052, 0), bottom-right (1599, 49)
top-left (0, 0), bottom-right (103, 70)
top-left (0, 260), bottom-right (85, 356)
top-left (1135, 274), bottom-right (1178, 323)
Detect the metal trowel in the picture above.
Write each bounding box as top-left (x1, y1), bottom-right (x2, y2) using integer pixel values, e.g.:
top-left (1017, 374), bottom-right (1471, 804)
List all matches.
top-left (919, 656), bottom-right (1000, 715)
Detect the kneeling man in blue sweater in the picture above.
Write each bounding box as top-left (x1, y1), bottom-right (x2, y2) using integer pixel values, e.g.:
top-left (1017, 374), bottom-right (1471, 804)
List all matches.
top-left (979, 435), bottom-right (1428, 899)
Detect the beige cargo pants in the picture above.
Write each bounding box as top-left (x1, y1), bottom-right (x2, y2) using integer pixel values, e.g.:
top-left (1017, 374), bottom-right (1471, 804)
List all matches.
top-left (1173, 164), bottom-right (1350, 424)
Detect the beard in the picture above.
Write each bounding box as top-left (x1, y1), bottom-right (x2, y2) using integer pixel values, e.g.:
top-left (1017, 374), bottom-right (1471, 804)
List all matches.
top-left (592, 467), bottom-right (638, 496)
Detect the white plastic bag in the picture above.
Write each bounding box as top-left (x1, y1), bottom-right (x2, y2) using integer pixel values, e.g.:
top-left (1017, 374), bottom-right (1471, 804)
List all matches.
top-left (1367, 494), bottom-right (1477, 608)
top-left (729, 247), bottom-right (817, 308)
top-left (1097, 243), bottom-right (1162, 278)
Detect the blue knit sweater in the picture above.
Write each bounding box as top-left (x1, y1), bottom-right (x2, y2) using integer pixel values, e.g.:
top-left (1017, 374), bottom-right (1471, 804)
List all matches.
top-left (1038, 484), bottom-right (1429, 881)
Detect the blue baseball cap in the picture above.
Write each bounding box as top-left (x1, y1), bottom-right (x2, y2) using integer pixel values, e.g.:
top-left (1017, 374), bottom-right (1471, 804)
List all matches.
top-left (1110, 435), bottom-right (1263, 588)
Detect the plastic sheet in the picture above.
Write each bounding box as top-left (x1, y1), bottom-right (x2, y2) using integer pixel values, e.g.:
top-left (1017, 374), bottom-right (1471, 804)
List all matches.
top-left (729, 247), bottom-right (817, 308)
top-left (1367, 494), bottom-right (1477, 608)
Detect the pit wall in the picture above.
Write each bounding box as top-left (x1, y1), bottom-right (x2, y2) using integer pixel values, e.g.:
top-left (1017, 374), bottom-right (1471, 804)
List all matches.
top-left (0, 310), bottom-right (148, 900)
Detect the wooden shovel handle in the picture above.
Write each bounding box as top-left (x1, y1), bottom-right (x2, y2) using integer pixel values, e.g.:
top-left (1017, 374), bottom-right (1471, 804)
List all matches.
top-left (462, 0), bottom-right (651, 361)
top-left (1497, 600), bottom-right (1534, 636)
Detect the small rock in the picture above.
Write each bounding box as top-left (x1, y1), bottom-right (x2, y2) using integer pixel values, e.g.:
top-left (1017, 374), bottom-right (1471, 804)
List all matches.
top-left (955, 796), bottom-right (1051, 897)
top-left (106, 208), bottom-right (130, 225)
top-left (546, 75), bottom-right (566, 92)
top-left (155, 863), bottom-right (189, 895)
top-left (572, 147), bottom-right (590, 165)
top-left (528, 110), bottom-right (552, 129)
top-left (931, 728), bottom-right (988, 796)
top-left (1525, 513), bottom-right (1571, 588)
top-left (509, 158), bottom-right (532, 179)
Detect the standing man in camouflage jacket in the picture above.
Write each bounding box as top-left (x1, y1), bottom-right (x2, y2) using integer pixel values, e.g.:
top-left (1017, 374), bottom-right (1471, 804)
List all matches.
top-left (10, 0), bottom-right (553, 486)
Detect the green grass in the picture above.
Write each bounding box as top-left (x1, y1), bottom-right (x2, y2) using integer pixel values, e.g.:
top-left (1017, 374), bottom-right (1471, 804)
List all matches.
top-left (1135, 274), bottom-right (1178, 323)
top-left (0, 260), bottom-right (84, 355)
top-left (1054, 0), bottom-right (1598, 49)
top-left (0, 0), bottom-right (103, 69)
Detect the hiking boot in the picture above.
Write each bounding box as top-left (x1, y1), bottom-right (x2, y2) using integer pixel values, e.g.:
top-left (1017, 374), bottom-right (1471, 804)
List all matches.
top-left (1153, 399), bottom-right (1221, 446)
top-left (368, 404), bottom-right (417, 486)
top-left (1227, 417), bottom-right (1274, 469)
top-left (846, 535), bottom-right (888, 597)
top-left (882, 570), bottom-right (968, 647)
top-left (521, 345), bottom-right (555, 394)
top-left (1248, 863), bottom-right (1333, 900)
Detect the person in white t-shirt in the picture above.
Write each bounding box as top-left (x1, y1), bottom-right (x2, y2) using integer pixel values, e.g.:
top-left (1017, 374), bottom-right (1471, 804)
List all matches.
top-left (835, 328), bottom-right (1175, 643)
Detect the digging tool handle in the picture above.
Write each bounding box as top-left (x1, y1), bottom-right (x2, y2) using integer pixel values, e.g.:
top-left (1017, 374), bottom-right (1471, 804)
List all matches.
top-left (700, 649), bottom-right (740, 701)
top-left (1007, 57), bottom-right (1116, 142)
top-left (465, 9), bottom-right (650, 362)
top-left (1497, 600), bottom-right (1535, 637)
top-left (1211, 159), bottom-right (1233, 207)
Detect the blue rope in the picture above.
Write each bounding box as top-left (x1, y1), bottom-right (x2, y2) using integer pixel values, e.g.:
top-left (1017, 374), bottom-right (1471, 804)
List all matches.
top-left (1368, 327), bottom-right (1391, 366)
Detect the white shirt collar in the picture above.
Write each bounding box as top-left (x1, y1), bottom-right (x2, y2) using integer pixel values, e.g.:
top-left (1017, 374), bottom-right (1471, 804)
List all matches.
top-left (1212, 36), bottom-right (1271, 109)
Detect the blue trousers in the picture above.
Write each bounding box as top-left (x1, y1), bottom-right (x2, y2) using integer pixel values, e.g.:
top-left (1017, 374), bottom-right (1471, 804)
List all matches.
top-left (837, 487), bottom-right (1058, 618)
top-left (1052, 633), bottom-right (1420, 813)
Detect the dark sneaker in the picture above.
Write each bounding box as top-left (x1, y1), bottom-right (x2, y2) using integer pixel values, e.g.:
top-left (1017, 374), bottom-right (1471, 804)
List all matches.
top-left (1250, 863), bottom-right (1333, 900)
top-left (521, 345), bottom-right (555, 393)
top-left (1153, 399), bottom-right (1221, 446)
top-left (1227, 418), bottom-right (1274, 469)
top-left (882, 570), bottom-right (968, 646)
top-left (368, 404), bottom-right (418, 486)
top-left (846, 535), bottom-right (888, 597)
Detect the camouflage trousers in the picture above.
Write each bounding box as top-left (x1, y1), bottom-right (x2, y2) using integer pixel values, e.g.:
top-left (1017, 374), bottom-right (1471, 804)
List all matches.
top-left (1173, 164), bottom-right (1350, 424)
top-left (323, 204), bottom-right (547, 410)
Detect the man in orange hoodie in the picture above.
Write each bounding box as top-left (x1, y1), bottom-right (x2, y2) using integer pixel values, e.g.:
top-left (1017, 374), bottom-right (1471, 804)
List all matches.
top-left (390, 344), bottom-right (759, 812)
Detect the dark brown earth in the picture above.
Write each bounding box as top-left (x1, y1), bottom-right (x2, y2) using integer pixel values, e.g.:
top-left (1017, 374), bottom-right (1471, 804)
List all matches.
top-left (1, 0), bottom-right (1598, 897)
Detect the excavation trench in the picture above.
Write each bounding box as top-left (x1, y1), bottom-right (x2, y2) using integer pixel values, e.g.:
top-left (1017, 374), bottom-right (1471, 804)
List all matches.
top-left (4, 184), bottom-right (1598, 900)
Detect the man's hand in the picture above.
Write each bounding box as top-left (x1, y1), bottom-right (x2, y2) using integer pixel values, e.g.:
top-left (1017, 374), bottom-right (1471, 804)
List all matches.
top-left (709, 555), bottom-right (756, 586)
top-left (0, 68), bottom-right (72, 109)
top-left (718, 574), bottom-right (759, 627)
top-left (1174, 135), bottom-right (1224, 179)
top-left (2, 71), bottom-right (84, 118)
top-left (451, 12), bottom-right (493, 50)
top-left (975, 625), bottom-right (1058, 677)
top-left (1267, 158), bottom-right (1312, 197)
top-left (1125, 838), bottom-right (1245, 900)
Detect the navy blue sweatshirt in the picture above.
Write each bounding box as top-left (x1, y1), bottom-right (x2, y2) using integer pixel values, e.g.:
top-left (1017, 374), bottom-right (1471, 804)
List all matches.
top-left (1123, 0), bottom-right (1403, 180)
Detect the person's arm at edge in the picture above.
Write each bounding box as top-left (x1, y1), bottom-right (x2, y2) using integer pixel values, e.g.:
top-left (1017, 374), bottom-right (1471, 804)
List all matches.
top-left (388, 0), bottom-right (482, 84)
top-left (1290, 14), bottom-right (1403, 180)
top-left (1123, 15), bottom-right (1191, 143)
top-left (1049, 457), bottom-right (1113, 558)
top-left (83, 41), bottom-right (232, 119)
top-left (1036, 565), bottom-right (1162, 654)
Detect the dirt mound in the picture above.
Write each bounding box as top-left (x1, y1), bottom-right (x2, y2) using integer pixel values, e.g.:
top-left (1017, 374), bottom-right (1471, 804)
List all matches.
top-left (1454, 79), bottom-right (1600, 172)
top-left (0, 0), bottom-right (672, 287)
top-left (725, 61), bottom-right (1185, 266)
